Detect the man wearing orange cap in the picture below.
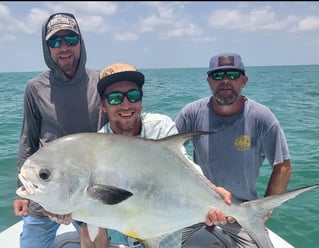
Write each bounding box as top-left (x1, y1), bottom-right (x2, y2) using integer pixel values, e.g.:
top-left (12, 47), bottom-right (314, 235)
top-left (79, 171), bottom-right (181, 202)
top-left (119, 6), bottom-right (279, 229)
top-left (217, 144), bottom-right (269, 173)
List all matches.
top-left (77, 62), bottom-right (232, 248)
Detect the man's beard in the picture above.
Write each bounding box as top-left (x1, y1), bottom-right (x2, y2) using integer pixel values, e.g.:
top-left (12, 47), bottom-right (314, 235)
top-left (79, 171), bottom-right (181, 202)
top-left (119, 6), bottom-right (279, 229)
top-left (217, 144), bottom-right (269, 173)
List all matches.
top-left (214, 91), bottom-right (238, 105)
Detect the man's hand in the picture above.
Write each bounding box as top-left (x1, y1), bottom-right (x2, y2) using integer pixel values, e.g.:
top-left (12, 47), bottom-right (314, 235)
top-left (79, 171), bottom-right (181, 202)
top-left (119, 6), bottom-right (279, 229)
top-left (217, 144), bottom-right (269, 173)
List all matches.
top-left (13, 198), bottom-right (29, 216)
top-left (205, 186), bottom-right (236, 226)
top-left (42, 210), bottom-right (72, 225)
top-left (214, 186), bottom-right (232, 205)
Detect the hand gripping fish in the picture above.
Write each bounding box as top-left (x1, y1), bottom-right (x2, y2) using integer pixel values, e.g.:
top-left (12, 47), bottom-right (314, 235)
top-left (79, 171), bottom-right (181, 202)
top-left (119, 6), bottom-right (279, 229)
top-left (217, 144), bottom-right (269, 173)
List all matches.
top-left (16, 131), bottom-right (319, 248)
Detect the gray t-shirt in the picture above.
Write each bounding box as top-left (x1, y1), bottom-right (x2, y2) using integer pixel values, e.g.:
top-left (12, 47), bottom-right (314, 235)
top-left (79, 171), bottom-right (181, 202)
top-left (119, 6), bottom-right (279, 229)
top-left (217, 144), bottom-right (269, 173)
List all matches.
top-left (175, 96), bottom-right (290, 202)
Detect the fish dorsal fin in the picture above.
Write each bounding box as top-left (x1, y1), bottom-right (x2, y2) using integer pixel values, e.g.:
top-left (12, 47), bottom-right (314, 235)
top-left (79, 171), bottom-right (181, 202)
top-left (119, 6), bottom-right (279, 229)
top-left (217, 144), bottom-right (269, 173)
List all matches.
top-left (157, 131), bottom-right (213, 150)
top-left (157, 131), bottom-right (222, 191)
top-left (87, 184), bottom-right (133, 204)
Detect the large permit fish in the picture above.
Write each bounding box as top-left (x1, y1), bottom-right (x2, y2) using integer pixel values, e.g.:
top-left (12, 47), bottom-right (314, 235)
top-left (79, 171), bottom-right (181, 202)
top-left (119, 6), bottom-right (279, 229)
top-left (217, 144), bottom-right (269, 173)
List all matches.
top-left (17, 132), bottom-right (318, 248)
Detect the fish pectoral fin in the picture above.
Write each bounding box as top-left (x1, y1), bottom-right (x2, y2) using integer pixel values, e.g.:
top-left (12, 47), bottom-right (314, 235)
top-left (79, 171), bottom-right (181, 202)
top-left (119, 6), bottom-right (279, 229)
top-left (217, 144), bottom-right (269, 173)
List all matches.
top-left (87, 184), bottom-right (133, 204)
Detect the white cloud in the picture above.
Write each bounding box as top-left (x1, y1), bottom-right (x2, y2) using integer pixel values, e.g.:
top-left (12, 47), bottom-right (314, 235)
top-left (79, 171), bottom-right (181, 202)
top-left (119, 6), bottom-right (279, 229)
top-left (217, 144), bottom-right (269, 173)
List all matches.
top-left (0, 4), bottom-right (19, 32)
top-left (44, 2), bottom-right (117, 16)
top-left (138, 2), bottom-right (201, 40)
top-left (0, 33), bottom-right (15, 42)
top-left (18, 8), bottom-right (50, 34)
top-left (113, 32), bottom-right (138, 41)
top-left (165, 23), bottom-right (202, 38)
top-left (297, 16), bottom-right (319, 31)
top-left (206, 6), bottom-right (299, 32)
top-left (77, 15), bottom-right (111, 33)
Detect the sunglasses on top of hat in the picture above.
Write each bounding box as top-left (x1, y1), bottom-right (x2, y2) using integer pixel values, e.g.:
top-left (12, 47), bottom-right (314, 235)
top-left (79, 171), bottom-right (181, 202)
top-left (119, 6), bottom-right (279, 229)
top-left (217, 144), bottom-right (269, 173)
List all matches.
top-left (103, 89), bottom-right (143, 105)
top-left (47, 34), bottom-right (80, 48)
top-left (209, 70), bottom-right (244, 81)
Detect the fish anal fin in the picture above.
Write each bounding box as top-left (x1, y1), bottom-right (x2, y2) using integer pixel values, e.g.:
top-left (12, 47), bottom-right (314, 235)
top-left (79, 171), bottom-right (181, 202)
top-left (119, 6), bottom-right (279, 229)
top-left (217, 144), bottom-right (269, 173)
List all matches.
top-left (87, 184), bottom-right (133, 204)
top-left (87, 224), bottom-right (99, 242)
top-left (142, 236), bottom-right (162, 248)
top-left (142, 230), bottom-right (182, 248)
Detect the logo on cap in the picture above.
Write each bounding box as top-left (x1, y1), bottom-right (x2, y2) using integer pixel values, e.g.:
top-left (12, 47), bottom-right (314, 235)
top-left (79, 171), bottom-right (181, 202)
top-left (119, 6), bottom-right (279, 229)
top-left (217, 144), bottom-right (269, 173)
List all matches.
top-left (218, 56), bottom-right (235, 67)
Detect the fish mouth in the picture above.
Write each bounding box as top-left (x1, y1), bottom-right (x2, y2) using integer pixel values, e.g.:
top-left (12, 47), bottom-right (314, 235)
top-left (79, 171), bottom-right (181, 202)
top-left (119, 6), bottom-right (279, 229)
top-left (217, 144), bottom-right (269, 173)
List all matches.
top-left (17, 173), bottom-right (38, 196)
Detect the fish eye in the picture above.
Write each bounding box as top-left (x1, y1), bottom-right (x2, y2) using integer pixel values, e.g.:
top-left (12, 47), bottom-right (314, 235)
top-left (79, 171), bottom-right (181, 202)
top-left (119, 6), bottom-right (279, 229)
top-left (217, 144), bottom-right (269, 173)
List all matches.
top-left (39, 168), bottom-right (52, 181)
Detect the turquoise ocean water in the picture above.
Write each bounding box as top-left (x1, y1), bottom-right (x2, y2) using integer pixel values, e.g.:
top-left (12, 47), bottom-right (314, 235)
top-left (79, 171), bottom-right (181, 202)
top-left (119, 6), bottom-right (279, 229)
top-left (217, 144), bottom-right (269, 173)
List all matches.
top-left (0, 65), bottom-right (318, 247)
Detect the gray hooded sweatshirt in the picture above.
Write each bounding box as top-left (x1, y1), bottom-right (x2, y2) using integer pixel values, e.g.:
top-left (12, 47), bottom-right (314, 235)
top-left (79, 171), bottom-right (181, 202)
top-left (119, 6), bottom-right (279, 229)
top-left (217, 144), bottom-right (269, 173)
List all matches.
top-left (17, 14), bottom-right (104, 217)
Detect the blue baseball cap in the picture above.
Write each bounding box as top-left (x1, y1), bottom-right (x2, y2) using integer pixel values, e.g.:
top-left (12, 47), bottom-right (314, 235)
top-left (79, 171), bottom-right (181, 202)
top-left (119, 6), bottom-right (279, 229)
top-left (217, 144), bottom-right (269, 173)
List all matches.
top-left (208, 52), bottom-right (245, 74)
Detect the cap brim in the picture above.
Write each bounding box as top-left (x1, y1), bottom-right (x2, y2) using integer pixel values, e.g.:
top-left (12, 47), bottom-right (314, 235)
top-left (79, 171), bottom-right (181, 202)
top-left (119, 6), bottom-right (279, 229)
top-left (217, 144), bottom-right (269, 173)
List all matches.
top-left (97, 71), bottom-right (145, 96)
top-left (207, 66), bottom-right (245, 74)
top-left (45, 28), bottom-right (79, 40)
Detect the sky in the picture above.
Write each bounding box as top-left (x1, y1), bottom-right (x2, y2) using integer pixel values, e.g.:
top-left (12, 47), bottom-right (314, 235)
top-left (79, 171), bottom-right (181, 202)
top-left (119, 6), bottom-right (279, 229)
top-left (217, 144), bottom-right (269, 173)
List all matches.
top-left (1, 1), bottom-right (319, 73)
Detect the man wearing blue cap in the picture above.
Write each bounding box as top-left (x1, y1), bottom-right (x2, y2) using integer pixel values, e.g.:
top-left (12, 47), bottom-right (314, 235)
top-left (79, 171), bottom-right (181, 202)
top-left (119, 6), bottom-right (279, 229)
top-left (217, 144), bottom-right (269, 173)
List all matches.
top-left (176, 52), bottom-right (292, 247)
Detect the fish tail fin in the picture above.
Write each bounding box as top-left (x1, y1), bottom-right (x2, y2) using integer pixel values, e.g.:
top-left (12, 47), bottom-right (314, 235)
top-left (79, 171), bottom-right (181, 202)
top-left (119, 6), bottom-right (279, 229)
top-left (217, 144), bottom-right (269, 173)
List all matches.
top-left (237, 184), bottom-right (319, 247)
top-left (236, 211), bottom-right (275, 248)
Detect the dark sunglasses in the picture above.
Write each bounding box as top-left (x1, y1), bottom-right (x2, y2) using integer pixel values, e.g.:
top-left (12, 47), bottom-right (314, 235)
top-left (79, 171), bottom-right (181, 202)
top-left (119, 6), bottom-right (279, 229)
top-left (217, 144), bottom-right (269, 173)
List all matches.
top-left (209, 70), bottom-right (243, 80)
top-left (47, 34), bottom-right (80, 48)
top-left (103, 89), bottom-right (143, 105)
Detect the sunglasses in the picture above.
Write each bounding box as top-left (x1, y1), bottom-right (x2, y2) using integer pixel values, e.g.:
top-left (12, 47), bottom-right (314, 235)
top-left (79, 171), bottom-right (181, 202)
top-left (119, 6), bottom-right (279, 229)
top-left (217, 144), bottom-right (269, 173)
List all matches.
top-left (47, 34), bottom-right (80, 48)
top-left (103, 89), bottom-right (143, 105)
top-left (209, 70), bottom-right (243, 80)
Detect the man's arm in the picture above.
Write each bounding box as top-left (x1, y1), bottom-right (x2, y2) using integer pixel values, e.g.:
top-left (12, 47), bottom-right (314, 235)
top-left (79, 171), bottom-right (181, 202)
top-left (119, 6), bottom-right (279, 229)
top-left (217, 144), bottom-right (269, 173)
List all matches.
top-left (264, 160), bottom-right (292, 196)
top-left (14, 85), bottom-right (41, 216)
top-left (262, 159), bottom-right (292, 221)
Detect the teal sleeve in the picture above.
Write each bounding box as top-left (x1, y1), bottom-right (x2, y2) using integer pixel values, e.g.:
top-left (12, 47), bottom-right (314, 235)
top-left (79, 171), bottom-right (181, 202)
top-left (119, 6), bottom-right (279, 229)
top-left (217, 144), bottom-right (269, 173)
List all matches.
top-left (108, 229), bottom-right (129, 246)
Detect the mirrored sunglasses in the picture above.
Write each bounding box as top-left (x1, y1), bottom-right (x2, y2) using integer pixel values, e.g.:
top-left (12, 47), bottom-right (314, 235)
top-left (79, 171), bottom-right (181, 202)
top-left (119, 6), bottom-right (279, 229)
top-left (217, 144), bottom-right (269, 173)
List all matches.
top-left (47, 34), bottom-right (80, 48)
top-left (103, 89), bottom-right (143, 105)
top-left (210, 70), bottom-right (243, 80)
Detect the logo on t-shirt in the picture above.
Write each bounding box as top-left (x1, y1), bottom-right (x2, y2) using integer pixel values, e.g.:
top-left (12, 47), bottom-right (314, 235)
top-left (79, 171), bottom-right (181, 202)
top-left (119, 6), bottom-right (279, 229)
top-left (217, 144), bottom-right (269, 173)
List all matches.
top-left (234, 135), bottom-right (251, 151)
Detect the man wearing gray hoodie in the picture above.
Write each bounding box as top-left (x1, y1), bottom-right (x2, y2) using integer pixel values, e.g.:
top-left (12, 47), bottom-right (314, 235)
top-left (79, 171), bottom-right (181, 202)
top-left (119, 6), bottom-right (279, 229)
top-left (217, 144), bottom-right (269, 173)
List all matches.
top-left (13, 12), bottom-right (107, 248)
